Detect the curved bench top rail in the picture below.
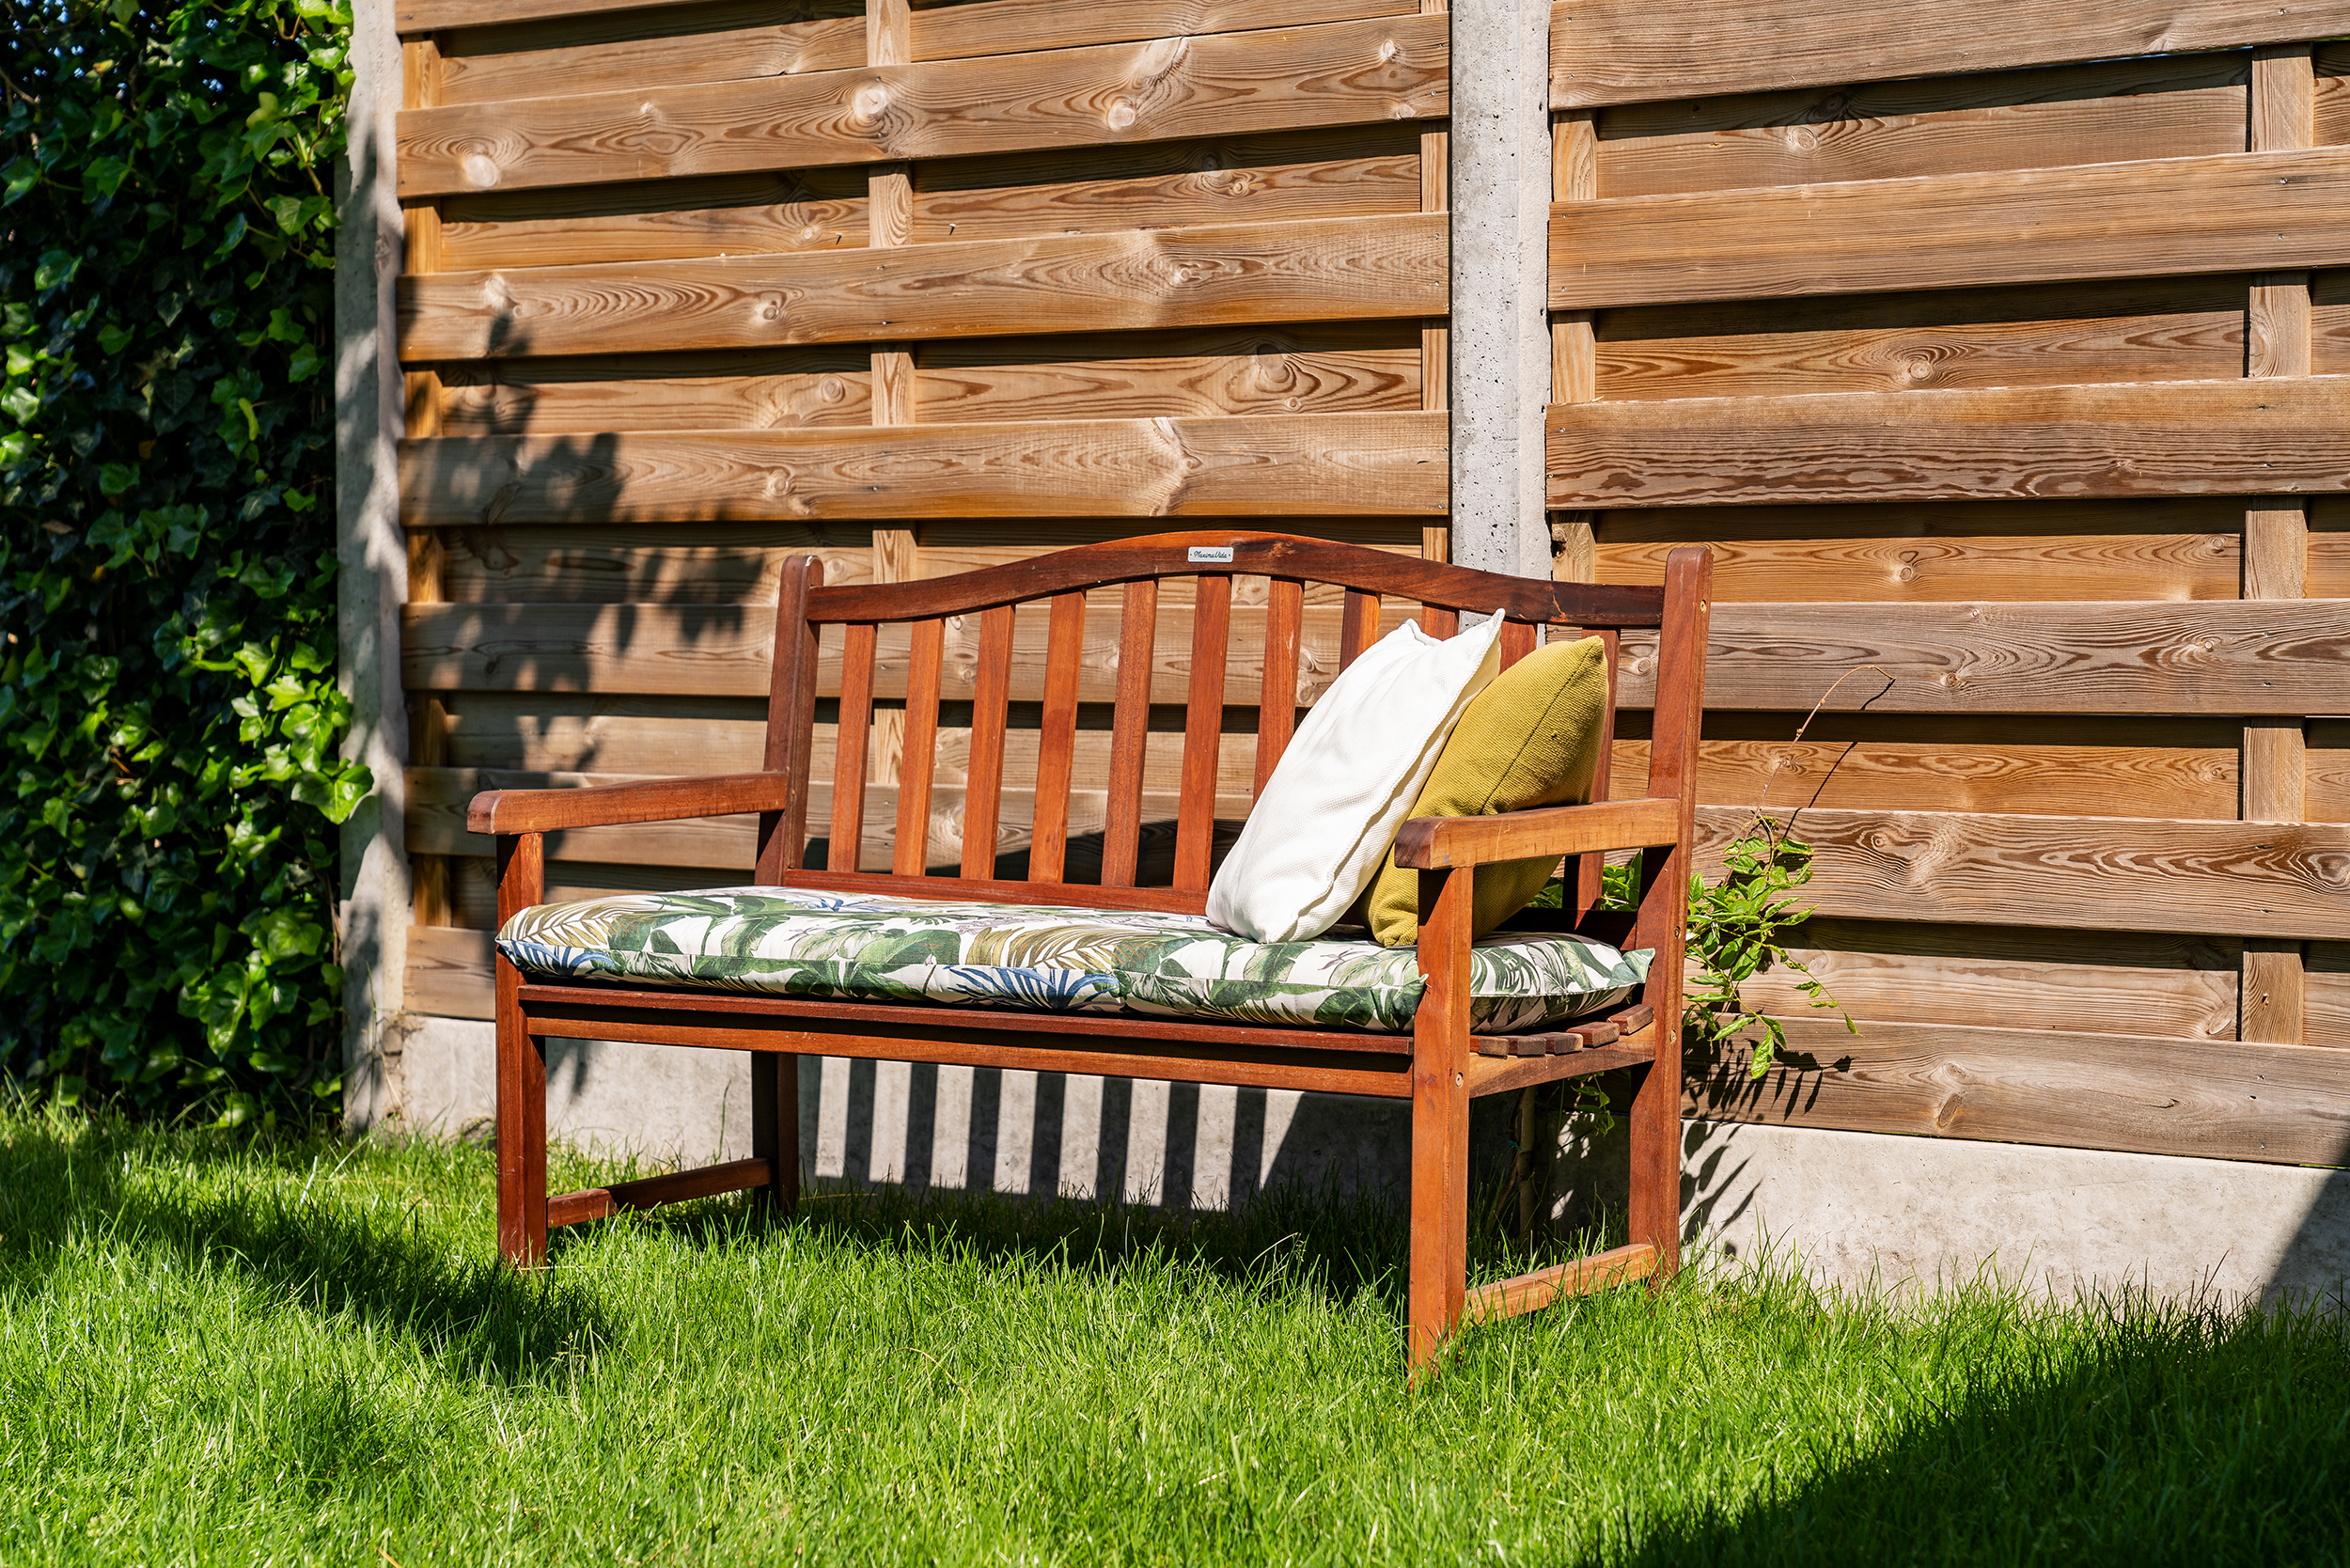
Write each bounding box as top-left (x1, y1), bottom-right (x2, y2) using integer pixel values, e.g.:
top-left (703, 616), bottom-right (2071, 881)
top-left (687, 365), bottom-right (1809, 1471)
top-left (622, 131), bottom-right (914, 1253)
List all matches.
top-left (804, 531), bottom-right (1668, 626)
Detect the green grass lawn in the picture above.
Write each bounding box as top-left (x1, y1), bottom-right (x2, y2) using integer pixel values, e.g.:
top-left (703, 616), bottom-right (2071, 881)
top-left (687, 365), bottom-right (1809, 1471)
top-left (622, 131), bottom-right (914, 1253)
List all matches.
top-left (5, 1105), bottom-right (2348, 1566)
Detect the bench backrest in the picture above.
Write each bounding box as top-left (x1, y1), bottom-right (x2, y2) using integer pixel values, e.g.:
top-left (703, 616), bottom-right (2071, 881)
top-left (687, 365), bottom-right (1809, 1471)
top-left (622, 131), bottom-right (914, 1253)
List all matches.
top-left (749, 531), bottom-right (1709, 937)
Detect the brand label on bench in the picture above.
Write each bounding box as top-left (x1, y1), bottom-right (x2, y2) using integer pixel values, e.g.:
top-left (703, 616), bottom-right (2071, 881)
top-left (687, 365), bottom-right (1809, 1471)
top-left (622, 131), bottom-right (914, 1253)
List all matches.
top-left (1187, 546), bottom-right (1235, 563)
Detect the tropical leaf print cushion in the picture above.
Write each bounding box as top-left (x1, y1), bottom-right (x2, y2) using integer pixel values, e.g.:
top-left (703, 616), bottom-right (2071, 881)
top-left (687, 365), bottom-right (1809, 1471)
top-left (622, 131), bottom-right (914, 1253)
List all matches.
top-left (497, 887), bottom-right (1649, 1034)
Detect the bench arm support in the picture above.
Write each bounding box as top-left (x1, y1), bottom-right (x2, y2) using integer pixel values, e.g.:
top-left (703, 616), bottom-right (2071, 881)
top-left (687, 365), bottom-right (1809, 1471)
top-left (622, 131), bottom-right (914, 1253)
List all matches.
top-left (1390, 796), bottom-right (1683, 870)
top-left (467, 773), bottom-right (795, 835)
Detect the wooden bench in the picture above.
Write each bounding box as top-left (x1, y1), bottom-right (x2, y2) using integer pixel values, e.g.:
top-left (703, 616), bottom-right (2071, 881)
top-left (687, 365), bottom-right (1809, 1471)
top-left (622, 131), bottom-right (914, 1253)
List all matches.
top-left (468, 531), bottom-right (1713, 1370)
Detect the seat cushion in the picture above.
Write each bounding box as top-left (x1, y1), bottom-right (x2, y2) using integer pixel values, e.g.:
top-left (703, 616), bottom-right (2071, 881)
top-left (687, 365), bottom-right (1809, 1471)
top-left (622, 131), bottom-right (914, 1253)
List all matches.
top-left (498, 886), bottom-right (1650, 1035)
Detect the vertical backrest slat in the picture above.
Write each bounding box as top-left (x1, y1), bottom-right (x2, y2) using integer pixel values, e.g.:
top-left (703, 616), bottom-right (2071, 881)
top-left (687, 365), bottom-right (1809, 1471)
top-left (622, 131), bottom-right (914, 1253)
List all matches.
top-left (1028, 590), bottom-right (1086, 884)
top-left (893, 616), bottom-right (947, 878)
top-left (1338, 588), bottom-right (1380, 672)
top-left (960, 604), bottom-right (1016, 879)
top-left (1575, 626), bottom-right (1621, 919)
top-left (829, 621), bottom-right (877, 874)
top-left (1420, 604), bottom-right (1459, 637)
top-left (1102, 579), bottom-right (1159, 887)
top-left (756, 555), bottom-right (822, 883)
top-left (1174, 573), bottom-right (1231, 891)
top-left (1254, 576), bottom-right (1303, 799)
top-left (1497, 618), bottom-right (1536, 672)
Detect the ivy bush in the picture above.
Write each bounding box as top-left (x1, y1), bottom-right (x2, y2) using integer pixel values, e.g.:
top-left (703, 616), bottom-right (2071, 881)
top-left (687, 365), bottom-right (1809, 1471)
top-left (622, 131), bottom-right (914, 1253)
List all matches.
top-left (0, 0), bottom-right (368, 1125)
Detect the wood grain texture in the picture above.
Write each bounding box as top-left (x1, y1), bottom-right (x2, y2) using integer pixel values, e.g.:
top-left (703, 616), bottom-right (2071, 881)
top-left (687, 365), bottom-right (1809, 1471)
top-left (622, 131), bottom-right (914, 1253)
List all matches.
top-left (397, 15), bottom-right (1447, 196)
top-left (431, 529), bottom-right (870, 604)
top-left (1688, 1014), bottom-right (2350, 1167)
top-left (910, 125), bottom-right (1420, 243)
top-left (1613, 600), bottom-right (2350, 715)
top-left (1548, 378), bottom-right (2350, 509)
top-left (1592, 54), bottom-right (2248, 198)
top-left (1593, 498), bottom-right (2244, 604)
top-left (2302, 939), bottom-right (2350, 1047)
top-left (1549, 149), bottom-right (2350, 310)
top-left (1745, 918), bottom-right (2241, 1041)
top-left (1464, 1244), bottom-right (1656, 1322)
top-left (400, 212), bottom-right (1443, 362)
top-left (400, 0), bottom-right (794, 31)
top-left (547, 1157), bottom-right (773, 1227)
top-left (1608, 722), bottom-right (2240, 820)
top-left (1103, 579), bottom-right (1160, 886)
top-left (466, 767), bottom-right (791, 832)
top-left (400, 412), bottom-right (1448, 526)
top-left (1592, 277), bottom-right (2247, 403)
top-left (1551, 0), bottom-right (2350, 108)
top-left (435, 171), bottom-right (868, 272)
top-left (1691, 804), bottom-right (2350, 940)
top-left (434, 7), bottom-right (864, 108)
top-left (408, 924), bottom-right (495, 1019)
top-left (915, 323), bottom-right (1419, 424)
top-left (434, 352), bottom-right (874, 438)
top-left (909, 0), bottom-right (1418, 63)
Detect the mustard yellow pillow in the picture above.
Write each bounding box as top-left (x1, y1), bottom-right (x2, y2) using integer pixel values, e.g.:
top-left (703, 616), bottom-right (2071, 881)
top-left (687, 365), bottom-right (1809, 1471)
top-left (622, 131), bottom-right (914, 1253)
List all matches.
top-left (1361, 635), bottom-right (1610, 948)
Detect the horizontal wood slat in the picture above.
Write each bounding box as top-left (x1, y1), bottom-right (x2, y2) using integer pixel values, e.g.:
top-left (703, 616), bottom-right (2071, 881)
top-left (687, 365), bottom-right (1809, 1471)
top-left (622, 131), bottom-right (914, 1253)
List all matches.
top-left (397, 15), bottom-right (1447, 197)
top-left (396, 214), bottom-right (1443, 361)
top-left (908, 0), bottom-right (1420, 63)
top-left (1689, 1014), bottom-right (2350, 1168)
top-left (434, 13), bottom-right (866, 108)
top-left (400, 412), bottom-right (1446, 527)
top-left (1613, 600), bottom-right (2350, 715)
top-left (1549, 378), bottom-right (2350, 509)
top-left (1693, 806), bottom-right (2350, 940)
top-left (399, 0), bottom-right (756, 33)
top-left (1550, 149), bottom-right (2350, 310)
top-left (1550, 0), bottom-right (2350, 108)
top-left (408, 925), bottom-right (494, 1019)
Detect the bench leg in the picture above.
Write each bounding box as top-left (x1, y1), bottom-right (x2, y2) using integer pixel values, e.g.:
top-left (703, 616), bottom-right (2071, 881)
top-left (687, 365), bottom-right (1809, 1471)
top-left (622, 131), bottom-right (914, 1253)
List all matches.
top-left (751, 1052), bottom-right (800, 1219)
top-left (1408, 1046), bottom-right (1470, 1374)
top-left (1626, 1055), bottom-right (1681, 1284)
top-left (494, 1018), bottom-right (548, 1267)
top-left (1409, 865), bottom-right (1474, 1375)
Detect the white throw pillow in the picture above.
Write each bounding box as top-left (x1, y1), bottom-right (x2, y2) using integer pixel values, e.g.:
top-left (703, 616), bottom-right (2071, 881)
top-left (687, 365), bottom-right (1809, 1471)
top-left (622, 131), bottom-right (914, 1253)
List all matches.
top-left (1207, 612), bottom-right (1504, 942)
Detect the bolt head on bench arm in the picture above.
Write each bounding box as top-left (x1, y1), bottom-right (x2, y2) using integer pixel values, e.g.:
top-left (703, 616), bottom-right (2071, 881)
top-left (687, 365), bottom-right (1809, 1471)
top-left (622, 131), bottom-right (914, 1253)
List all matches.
top-left (466, 772), bottom-right (798, 836)
top-left (1389, 796), bottom-right (1684, 870)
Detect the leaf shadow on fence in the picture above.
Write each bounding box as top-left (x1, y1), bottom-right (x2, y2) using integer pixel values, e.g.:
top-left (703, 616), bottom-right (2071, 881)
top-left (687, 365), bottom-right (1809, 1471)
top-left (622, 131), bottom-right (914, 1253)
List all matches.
top-left (1, 1112), bottom-right (607, 1383)
top-left (1600, 1283), bottom-right (2350, 1567)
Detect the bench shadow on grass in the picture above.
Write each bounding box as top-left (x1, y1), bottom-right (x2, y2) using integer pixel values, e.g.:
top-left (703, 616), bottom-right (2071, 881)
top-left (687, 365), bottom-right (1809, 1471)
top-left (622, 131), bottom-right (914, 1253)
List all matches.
top-left (3, 1113), bottom-right (607, 1382)
top-left (1601, 1285), bottom-right (2350, 1566)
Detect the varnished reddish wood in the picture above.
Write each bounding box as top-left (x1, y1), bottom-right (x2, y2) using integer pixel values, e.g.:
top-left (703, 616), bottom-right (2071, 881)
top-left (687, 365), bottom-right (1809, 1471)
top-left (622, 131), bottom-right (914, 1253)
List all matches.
top-left (1339, 588), bottom-right (1381, 671)
top-left (469, 771), bottom-right (794, 835)
top-left (494, 831), bottom-right (548, 1267)
top-left (807, 532), bottom-right (1665, 628)
top-left (1420, 604), bottom-right (1460, 636)
top-left (1393, 796), bottom-right (1681, 870)
top-left (1409, 865), bottom-right (1473, 1374)
top-left (547, 1157), bottom-right (774, 1229)
top-left (1629, 548), bottom-right (1710, 1286)
top-left (1464, 1244), bottom-right (1658, 1322)
top-left (1465, 1040), bottom-right (1658, 1098)
top-left (1473, 1001), bottom-right (1655, 1058)
top-left (1256, 576), bottom-right (1305, 799)
top-left (516, 992), bottom-right (1416, 1097)
top-left (1028, 591), bottom-right (1087, 883)
top-left (1175, 573), bottom-right (1232, 890)
top-left (786, 868), bottom-right (1207, 916)
top-left (750, 1049), bottom-right (797, 1218)
top-left (1497, 618), bottom-right (1536, 671)
top-left (829, 622), bottom-right (878, 874)
top-left (1103, 579), bottom-right (1159, 887)
top-left (893, 618), bottom-right (947, 877)
top-left (960, 604), bottom-right (1017, 879)
top-left (518, 980), bottom-right (1414, 1053)
top-left (1575, 627), bottom-right (1622, 919)
top-left (757, 554), bottom-right (822, 883)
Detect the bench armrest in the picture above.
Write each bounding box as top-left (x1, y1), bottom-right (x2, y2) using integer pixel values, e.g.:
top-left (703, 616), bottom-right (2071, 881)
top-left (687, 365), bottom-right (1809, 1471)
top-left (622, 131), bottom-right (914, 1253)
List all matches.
top-left (1390, 796), bottom-right (1682, 870)
top-left (467, 773), bottom-right (794, 835)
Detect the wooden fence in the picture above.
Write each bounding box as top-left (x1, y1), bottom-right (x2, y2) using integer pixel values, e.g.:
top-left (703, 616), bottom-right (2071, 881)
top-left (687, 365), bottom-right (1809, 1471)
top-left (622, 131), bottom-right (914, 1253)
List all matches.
top-left (387, 0), bottom-right (2350, 1176)
top-left (1548, 1), bottom-right (2350, 1166)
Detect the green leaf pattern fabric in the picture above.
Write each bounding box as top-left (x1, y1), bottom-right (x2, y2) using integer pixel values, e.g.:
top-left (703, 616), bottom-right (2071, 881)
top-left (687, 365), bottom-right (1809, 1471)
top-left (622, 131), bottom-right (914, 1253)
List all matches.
top-left (497, 887), bottom-right (1651, 1034)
